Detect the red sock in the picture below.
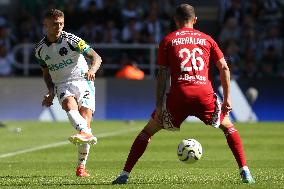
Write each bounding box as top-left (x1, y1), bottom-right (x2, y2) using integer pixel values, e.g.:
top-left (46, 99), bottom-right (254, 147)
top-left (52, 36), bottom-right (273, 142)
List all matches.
top-left (223, 125), bottom-right (247, 168)
top-left (123, 130), bottom-right (152, 173)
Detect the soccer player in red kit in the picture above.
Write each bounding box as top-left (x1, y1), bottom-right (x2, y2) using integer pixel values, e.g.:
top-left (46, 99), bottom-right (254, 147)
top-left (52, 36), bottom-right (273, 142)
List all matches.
top-left (112, 4), bottom-right (255, 184)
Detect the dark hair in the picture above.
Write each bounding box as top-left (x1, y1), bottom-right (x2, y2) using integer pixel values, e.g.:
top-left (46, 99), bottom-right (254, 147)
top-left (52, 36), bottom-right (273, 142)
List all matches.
top-left (175, 4), bottom-right (195, 22)
top-left (44, 9), bottom-right (64, 19)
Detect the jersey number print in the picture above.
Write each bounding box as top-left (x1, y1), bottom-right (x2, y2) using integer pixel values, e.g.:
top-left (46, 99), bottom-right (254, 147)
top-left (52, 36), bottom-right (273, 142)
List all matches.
top-left (179, 47), bottom-right (205, 72)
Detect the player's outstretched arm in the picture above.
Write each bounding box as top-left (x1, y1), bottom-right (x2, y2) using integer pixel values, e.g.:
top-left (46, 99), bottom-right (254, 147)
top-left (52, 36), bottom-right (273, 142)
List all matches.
top-left (42, 68), bottom-right (55, 107)
top-left (84, 49), bottom-right (102, 81)
top-left (216, 58), bottom-right (232, 115)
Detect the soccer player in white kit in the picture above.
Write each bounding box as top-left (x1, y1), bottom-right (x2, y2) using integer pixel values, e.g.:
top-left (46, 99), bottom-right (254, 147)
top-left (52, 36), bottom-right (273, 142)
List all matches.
top-left (35, 9), bottom-right (102, 177)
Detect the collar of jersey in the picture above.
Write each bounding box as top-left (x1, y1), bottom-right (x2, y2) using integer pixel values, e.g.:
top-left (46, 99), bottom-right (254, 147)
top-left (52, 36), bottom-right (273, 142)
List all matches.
top-left (44, 33), bottom-right (63, 46)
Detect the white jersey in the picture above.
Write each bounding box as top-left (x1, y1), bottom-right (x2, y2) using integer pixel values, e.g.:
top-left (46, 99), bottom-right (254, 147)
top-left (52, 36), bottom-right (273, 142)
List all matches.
top-left (35, 31), bottom-right (91, 84)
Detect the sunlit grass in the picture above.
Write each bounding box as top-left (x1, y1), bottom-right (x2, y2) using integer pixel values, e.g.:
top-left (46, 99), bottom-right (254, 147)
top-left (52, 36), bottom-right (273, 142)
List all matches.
top-left (0, 121), bottom-right (283, 188)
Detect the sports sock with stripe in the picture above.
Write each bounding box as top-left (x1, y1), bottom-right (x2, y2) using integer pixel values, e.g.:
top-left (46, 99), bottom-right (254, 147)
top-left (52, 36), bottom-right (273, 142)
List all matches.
top-left (223, 125), bottom-right (247, 168)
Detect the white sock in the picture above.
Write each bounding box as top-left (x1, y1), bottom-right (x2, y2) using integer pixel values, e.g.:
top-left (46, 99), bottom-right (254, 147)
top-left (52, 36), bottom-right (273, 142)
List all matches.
top-left (240, 166), bottom-right (249, 173)
top-left (67, 110), bottom-right (91, 134)
top-left (78, 143), bottom-right (90, 166)
top-left (120, 171), bottom-right (129, 177)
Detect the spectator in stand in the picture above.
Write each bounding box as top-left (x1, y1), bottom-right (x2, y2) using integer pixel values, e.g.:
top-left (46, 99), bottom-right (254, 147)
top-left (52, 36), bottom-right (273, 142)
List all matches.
top-left (260, 0), bottom-right (282, 24)
top-left (260, 24), bottom-right (283, 58)
top-left (77, 19), bottom-right (103, 43)
top-left (19, 0), bottom-right (42, 19)
top-left (115, 60), bottom-right (144, 80)
top-left (101, 0), bottom-right (122, 29)
top-left (218, 17), bottom-right (241, 44)
top-left (122, 18), bottom-right (143, 43)
top-left (81, 0), bottom-right (103, 26)
top-left (243, 0), bottom-right (261, 21)
top-left (142, 8), bottom-right (164, 43)
top-left (240, 47), bottom-right (258, 78)
top-left (121, 1), bottom-right (142, 23)
top-left (219, 0), bottom-right (233, 23)
top-left (223, 40), bottom-right (241, 79)
top-left (223, 0), bottom-right (243, 24)
top-left (102, 20), bottom-right (120, 43)
top-left (17, 14), bottom-right (40, 43)
top-left (239, 26), bottom-right (261, 60)
top-left (259, 45), bottom-right (281, 77)
top-left (80, 0), bottom-right (104, 10)
top-left (0, 17), bottom-right (16, 52)
top-left (64, 0), bottom-right (82, 33)
top-left (0, 44), bottom-right (14, 77)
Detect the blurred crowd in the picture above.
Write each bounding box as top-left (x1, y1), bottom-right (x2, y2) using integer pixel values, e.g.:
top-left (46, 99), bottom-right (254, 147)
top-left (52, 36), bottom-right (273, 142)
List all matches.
top-left (218, 0), bottom-right (284, 78)
top-left (0, 0), bottom-right (175, 77)
top-left (0, 0), bottom-right (283, 78)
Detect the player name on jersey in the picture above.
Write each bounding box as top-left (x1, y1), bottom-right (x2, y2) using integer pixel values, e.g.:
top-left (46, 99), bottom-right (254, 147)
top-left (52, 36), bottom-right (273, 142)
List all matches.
top-left (171, 37), bottom-right (206, 46)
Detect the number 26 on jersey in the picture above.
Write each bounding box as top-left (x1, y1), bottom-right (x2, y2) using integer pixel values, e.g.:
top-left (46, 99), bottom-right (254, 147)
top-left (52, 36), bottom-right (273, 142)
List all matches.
top-left (179, 47), bottom-right (205, 72)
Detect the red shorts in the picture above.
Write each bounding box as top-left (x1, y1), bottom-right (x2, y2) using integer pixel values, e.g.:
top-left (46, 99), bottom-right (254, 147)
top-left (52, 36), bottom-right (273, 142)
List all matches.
top-left (151, 93), bottom-right (225, 130)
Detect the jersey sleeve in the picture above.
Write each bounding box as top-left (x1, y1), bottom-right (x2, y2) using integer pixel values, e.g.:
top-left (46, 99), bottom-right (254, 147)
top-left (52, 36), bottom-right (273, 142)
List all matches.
top-left (67, 33), bottom-right (91, 55)
top-left (209, 37), bottom-right (224, 63)
top-left (34, 47), bottom-right (47, 68)
top-left (157, 37), bottom-right (169, 66)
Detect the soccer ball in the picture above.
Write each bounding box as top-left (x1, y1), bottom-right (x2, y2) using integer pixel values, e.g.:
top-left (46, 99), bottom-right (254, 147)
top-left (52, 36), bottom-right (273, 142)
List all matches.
top-left (177, 138), bottom-right (202, 164)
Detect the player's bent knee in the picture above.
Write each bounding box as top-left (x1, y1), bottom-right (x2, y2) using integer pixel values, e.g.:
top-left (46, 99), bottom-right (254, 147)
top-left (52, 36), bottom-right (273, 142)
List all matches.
top-left (220, 116), bottom-right (234, 131)
top-left (62, 96), bottom-right (78, 111)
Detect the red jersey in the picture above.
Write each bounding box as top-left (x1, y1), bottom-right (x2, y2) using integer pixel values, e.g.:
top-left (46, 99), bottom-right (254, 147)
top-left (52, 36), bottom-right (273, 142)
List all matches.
top-left (157, 27), bottom-right (224, 104)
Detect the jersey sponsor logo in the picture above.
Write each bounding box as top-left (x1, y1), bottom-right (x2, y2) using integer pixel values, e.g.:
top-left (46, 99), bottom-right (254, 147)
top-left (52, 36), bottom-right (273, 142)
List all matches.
top-left (47, 58), bottom-right (74, 71)
top-left (59, 47), bottom-right (68, 56)
top-left (175, 31), bottom-right (201, 36)
top-left (78, 40), bottom-right (87, 52)
top-left (178, 74), bottom-right (206, 82)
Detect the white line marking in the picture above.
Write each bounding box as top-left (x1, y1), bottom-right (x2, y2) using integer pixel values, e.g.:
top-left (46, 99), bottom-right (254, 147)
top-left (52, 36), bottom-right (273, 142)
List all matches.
top-left (0, 127), bottom-right (140, 159)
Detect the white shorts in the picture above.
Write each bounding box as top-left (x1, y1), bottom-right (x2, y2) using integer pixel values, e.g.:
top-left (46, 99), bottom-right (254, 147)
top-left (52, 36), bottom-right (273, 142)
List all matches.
top-left (55, 80), bottom-right (95, 112)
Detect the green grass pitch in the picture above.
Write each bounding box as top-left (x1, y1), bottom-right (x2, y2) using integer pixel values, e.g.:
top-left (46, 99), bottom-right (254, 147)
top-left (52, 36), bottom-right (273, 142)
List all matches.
top-left (0, 121), bottom-right (283, 189)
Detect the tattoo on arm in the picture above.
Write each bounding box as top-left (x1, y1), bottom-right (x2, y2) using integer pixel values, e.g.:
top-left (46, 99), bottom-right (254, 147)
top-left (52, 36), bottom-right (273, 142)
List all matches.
top-left (84, 48), bottom-right (102, 73)
top-left (84, 48), bottom-right (95, 60)
top-left (156, 66), bottom-right (169, 108)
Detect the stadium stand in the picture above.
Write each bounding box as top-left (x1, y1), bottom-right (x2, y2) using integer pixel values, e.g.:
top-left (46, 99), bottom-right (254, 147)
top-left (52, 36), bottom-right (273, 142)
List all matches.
top-left (0, 0), bottom-right (283, 78)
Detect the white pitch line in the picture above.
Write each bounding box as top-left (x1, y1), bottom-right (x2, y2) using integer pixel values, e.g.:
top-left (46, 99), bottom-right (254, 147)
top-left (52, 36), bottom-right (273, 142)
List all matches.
top-left (0, 127), bottom-right (140, 159)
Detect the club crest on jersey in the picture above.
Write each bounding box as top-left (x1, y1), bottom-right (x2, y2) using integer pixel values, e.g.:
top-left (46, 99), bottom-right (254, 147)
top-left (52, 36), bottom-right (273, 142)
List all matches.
top-left (59, 47), bottom-right (68, 56)
top-left (44, 55), bottom-right (51, 61)
top-left (59, 92), bottom-right (65, 99)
